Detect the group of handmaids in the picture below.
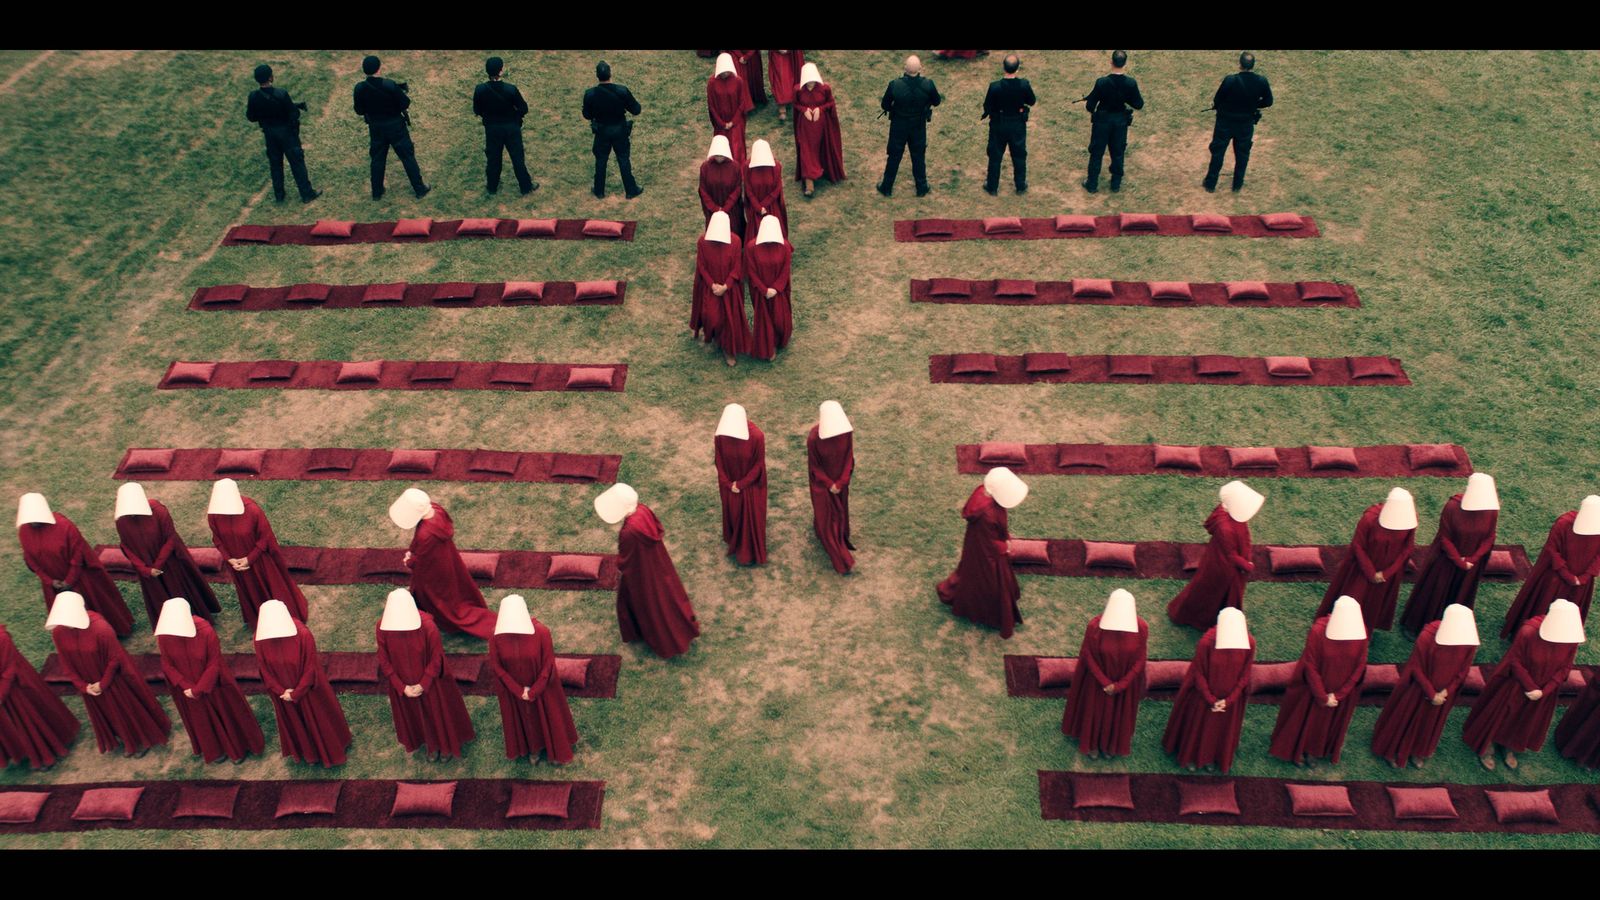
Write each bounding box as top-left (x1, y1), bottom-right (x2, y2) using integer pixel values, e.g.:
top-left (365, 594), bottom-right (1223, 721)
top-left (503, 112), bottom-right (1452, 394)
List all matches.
top-left (939, 467), bottom-right (1600, 774)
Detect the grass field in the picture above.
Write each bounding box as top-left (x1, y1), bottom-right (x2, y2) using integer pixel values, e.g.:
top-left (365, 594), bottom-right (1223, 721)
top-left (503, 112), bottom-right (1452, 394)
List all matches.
top-left (1, 48), bottom-right (1598, 849)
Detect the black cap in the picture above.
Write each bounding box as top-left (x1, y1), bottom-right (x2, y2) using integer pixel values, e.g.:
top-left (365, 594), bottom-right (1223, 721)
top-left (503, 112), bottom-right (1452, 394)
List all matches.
top-left (363, 55), bottom-right (381, 75)
top-left (486, 56), bottom-right (503, 77)
top-left (254, 64), bottom-right (273, 84)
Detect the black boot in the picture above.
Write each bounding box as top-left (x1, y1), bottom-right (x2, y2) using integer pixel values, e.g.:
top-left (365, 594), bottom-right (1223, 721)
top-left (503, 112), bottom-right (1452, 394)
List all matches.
top-left (1082, 179), bottom-right (1098, 194)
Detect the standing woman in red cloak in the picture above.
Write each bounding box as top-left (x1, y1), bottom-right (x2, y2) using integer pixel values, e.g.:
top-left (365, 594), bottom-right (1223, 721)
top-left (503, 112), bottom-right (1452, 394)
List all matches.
top-left (692, 211), bottom-right (749, 367)
top-left (1268, 596), bottom-right (1369, 767)
top-left (0, 621), bottom-right (80, 770)
top-left (1464, 598), bottom-right (1584, 770)
top-left (707, 53), bottom-right (754, 165)
top-left (1370, 603), bottom-right (1478, 769)
top-left (115, 482), bottom-right (221, 630)
top-left (806, 401), bottom-right (856, 574)
top-left (597, 484), bottom-right (701, 659)
top-left (1554, 656), bottom-right (1600, 769)
top-left (1063, 589), bottom-right (1148, 759)
top-left (1399, 473), bottom-right (1499, 636)
top-left (699, 134), bottom-right (744, 236)
top-left (389, 487), bottom-right (495, 639)
top-left (47, 592), bottom-right (170, 757)
top-left (937, 467), bottom-right (1027, 638)
top-left (1315, 487), bottom-right (1418, 633)
top-left (715, 403), bottom-right (768, 566)
top-left (154, 597), bottom-right (263, 764)
top-left (489, 594), bottom-right (577, 764)
top-left (1502, 495), bottom-right (1600, 638)
top-left (207, 478), bottom-right (308, 626)
top-left (376, 588), bottom-right (475, 760)
top-left (253, 599), bottom-right (351, 768)
top-left (746, 215), bottom-right (794, 361)
top-left (793, 62), bottom-right (846, 197)
top-left (17, 492), bottom-right (135, 637)
top-left (1162, 607), bottom-right (1254, 772)
top-left (1166, 480), bottom-right (1261, 629)
top-left (732, 50), bottom-right (767, 109)
top-left (768, 50), bottom-right (805, 123)
top-left (743, 138), bottom-right (788, 242)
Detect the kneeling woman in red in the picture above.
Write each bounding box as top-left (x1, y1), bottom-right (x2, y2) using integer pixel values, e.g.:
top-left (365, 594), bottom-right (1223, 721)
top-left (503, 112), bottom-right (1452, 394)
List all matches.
top-left (18, 492), bottom-right (135, 636)
top-left (1269, 596), bottom-right (1369, 767)
top-left (1063, 589), bottom-right (1148, 759)
top-left (1370, 603), bottom-right (1478, 769)
top-left (1163, 607), bottom-right (1254, 772)
top-left (389, 488), bottom-right (496, 639)
top-left (1317, 487), bottom-right (1417, 632)
top-left (599, 484), bottom-right (701, 659)
top-left (156, 597), bottom-right (264, 763)
top-left (806, 401), bottom-right (856, 574)
top-left (715, 403), bottom-right (768, 565)
top-left (938, 467), bottom-right (1027, 638)
top-left (48, 592), bottom-right (170, 756)
top-left (253, 600), bottom-right (351, 768)
top-left (490, 594), bottom-right (577, 764)
top-left (377, 588), bottom-right (476, 760)
top-left (1463, 598), bottom-right (1583, 771)
top-left (0, 621), bottom-right (80, 769)
top-left (746, 215), bottom-right (794, 361)
top-left (1166, 480), bottom-right (1261, 629)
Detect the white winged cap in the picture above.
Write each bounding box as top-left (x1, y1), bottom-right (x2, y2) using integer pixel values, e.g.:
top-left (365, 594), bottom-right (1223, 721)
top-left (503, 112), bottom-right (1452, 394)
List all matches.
top-left (115, 482), bottom-right (152, 519)
top-left (1326, 596), bottom-right (1367, 641)
top-left (16, 492), bottom-right (54, 527)
top-left (705, 210), bottom-right (732, 244)
top-left (1436, 604), bottom-right (1480, 646)
top-left (818, 401), bottom-right (852, 439)
top-left (1378, 487), bottom-right (1418, 530)
top-left (595, 483), bottom-right (640, 525)
top-left (1219, 480), bottom-right (1264, 523)
top-left (707, 134), bottom-right (732, 160)
top-left (388, 488), bottom-right (432, 529)
top-left (1100, 589), bottom-right (1139, 633)
top-left (1540, 599), bottom-right (1585, 644)
top-left (714, 53), bottom-right (736, 78)
top-left (254, 599), bottom-right (297, 641)
top-left (380, 588), bottom-right (422, 631)
top-left (155, 597), bottom-right (197, 638)
top-left (1459, 473), bottom-right (1499, 512)
top-left (208, 478), bottom-right (244, 516)
top-left (798, 62), bottom-right (822, 88)
top-left (495, 594), bottom-right (536, 635)
top-left (1215, 607), bottom-right (1250, 650)
top-left (983, 467), bottom-right (1028, 509)
top-left (749, 139), bottom-right (776, 168)
top-left (715, 403), bottom-right (750, 440)
top-left (755, 214), bottom-right (785, 245)
top-left (45, 591), bottom-right (89, 630)
top-left (1575, 496), bottom-right (1600, 535)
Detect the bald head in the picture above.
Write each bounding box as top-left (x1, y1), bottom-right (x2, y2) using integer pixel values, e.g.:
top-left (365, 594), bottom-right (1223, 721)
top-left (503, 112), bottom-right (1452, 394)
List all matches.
top-left (1003, 54), bottom-right (1020, 74)
top-left (904, 55), bottom-right (922, 76)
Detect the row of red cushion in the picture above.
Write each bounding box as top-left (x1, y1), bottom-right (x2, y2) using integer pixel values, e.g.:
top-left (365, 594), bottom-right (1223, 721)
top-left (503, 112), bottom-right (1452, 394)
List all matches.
top-left (926, 278), bottom-right (1343, 302)
top-left (975, 442), bottom-right (1461, 470)
top-left (1004, 538), bottom-right (1518, 577)
top-left (949, 353), bottom-right (1401, 379)
top-left (914, 212), bottom-right (1307, 237)
top-left (120, 447), bottom-right (608, 480)
top-left (165, 361), bottom-right (618, 389)
top-left (199, 280), bottom-right (621, 305)
top-left (299, 218), bottom-right (624, 239)
top-left (99, 543), bottom-right (606, 583)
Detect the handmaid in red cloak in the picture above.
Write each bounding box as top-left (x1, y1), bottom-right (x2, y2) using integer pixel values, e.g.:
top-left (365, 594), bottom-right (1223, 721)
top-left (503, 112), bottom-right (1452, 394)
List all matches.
top-left (1370, 603), bottom-right (1478, 768)
top-left (1464, 599), bottom-right (1583, 770)
top-left (1555, 656), bottom-right (1600, 769)
top-left (937, 467), bottom-right (1026, 638)
top-left (154, 597), bottom-right (263, 763)
top-left (389, 488), bottom-right (495, 639)
top-left (17, 492), bottom-right (135, 637)
top-left (1268, 596), bottom-right (1369, 767)
top-left (767, 50), bottom-right (805, 121)
top-left (707, 53), bottom-right (754, 165)
top-left (715, 404), bottom-right (768, 565)
top-left (1162, 607), bottom-right (1254, 772)
top-left (746, 214), bottom-right (793, 361)
top-left (115, 482), bottom-right (221, 630)
top-left (699, 134), bottom-right (744, 236)
top-left (47, 592), bottom-right (170, 756)
top-left (1166, 480), bottom-right (1260, 629)
top-left (743, 138), bottom-right (788, 243)
top-left (1063, 589), bottom-right (1148, 759)
top-left (793, 63), bottom-right (846, 196)
top-left (1316, 487), bottom-right (1417, 632)
top-left (1399, 473), bottom-right (1498, 636)
top-left (806, 401), bottom-right (856, 574)
top-left (597, 483), bottom-right (701, 659)
top-left (206, 479), bottom-right (309, 626)
top-left (490, 593), bottom-right (578, 763)
top-left (253, 599), bottom-right (351, 767)
top-left (1501, 496), bottom-right (1600, 638)
top-left (376, 588), bottom-right (476, 759)
top-left (0, 622), bottom-right (80, 769)
top-left (693, 211), bottom-right (750, 366)
top-left (731, 49), bottom-right (767, 108)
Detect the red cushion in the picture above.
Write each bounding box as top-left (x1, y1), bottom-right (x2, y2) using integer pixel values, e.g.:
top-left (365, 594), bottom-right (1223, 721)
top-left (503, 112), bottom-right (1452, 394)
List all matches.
top-left (1485, 790), bottom-right (1559, 825)
top-left (950, 354), bottom-right (999, 375)
top-left (457, 218), bottom-right (501, 236)
top-left (1268, 546), bottom-right (1324, 574)
top-left (200, 284), bottom-right (248, 305)
top-left (1148, 281), bottom-right (1193, 301)
top-left (1225, 281), bottom-right (1270, 301)
top-left (555, 657), bottom-right (590, 689)
top-left (1265, 356), bottom-right (1314, 377)
top-left (173, 784), bottom-right (240, 819)
top-left (387, 449), bottom-right (439, 474)
top-left (1146, 660), bottom-right (1187, 690)
top-left (1250, 661), bottom-right (1297, 693)
top-left (71, 787), bottom-right (144, 821)
top-left (460, 552), bottom-right (501, 580)
top-left (1227, 447), bottom-right (1280, 469)
top-left (506, 782), bottom-right (574, 819)
top-left (1349, 356), bottom-right (1400, 379)
top-left (516, 218), bottom-right (558, 237)
top-left (1118, 213), bottom-right (1159, 231)
top-left (306, 448), bottom-right (358, 472)
top-left (392, 217), bottom-right (433, 238)
top-left (927, 278), bottom-right (971, 297)
top-left (1053, 214), bottom-right (1097, 233)
top-left (309, 219), bottom-right (355, 238)
top-left (1286, 783), bottom-right (1355, 817)
top-left (1485, 549), bottom-right (1517, 576)
top-left (1407, 443), bottom-right (1459, 469)
top-left (1023, 353), bottom-right (1072, 374)
top-left (1037, 657), bottom-right (1076, 688)
top-left (1386, 786), bottom-right (1458, 820)
top-left (488, 362), bottom-right (539, 385)
top-left (581, 219), bottom-right (624, 238)
top-left (362, 282), bottom-right (407, 304)
top-left (1006, 539), bottom-right (1051, 565)
top-left (284, 546), bottom-right (322, 573)
top-left (1307, 446), bottom-right (1360, 471)
top-left (566, 367), bottom-right (616, 389)
top-left (978, 442), bottom-right (1028, 465)
top-left (1083, 541), bottom-right (1137, 569)
top-left (1180, 543), bottom-right (1206, 572)
top-left (1194, 355), bottom-right (1243, 376)
top-left (248, 360), bottom-right (298, 381)
top-left (981, 216), bottom-right (1023, 235)
top-left (547, 554), bottom-right (603, 582)
top-left (1071, 774), bottom-right (1135, 810)
top-left (230, 224), bottom-right (274, 243)
top-left (336, 361), bottom-right (384, 383)
top-left (390, 782), bottom-right (457, 817)
top-left (98, 546), bottom-right (134, 574)
top-left (1154, 445), bottom-right (1202, 470)
top-left (122, 448), bottom-right (175, 473)
top-left (0, 792), bottom-right (49, 824)
top-left (1260, 212), bottom-right (1305, 231)
top-left (274, 781), bottom-right (343, 817)
top-left (1562, 668), bottom-right (1587, 697)
top-left (913, 219), bottom-right (956, 237)
top-left (1297, 281), bottom-right (1344, 301)
top-left (1070, 278), bottom-right (1114, 298)
top-left (551, 455), bottom-right (604, 481)
top-left (1056, 445), bottom-right (1109, 468)
top-left (1190, 213), bottom-right (1233, 232)
top-left (467, 450), bottom-right (520, 476)
top-left (501, 281), bottom-right (545, 302)
top-left (286, 283), bottom-right (332, 303)
top-left (430, 282), bottom-right (477, 302)
top-left (1177, 780), bottom-right (1240, 816)
top-left (215, 449), bottom-right (265, 475)
top-left (1460, 666), bottom-right (1488, 695)
top-left (1363, 664), bottom-right (1400, 692)
top-left (993, 279), bottom-right (1037, 298)
top-left (575, 280), bottom-right (620, 300)
top-left (168, 361), bottom-right (217, 385)
top-left (1107, 355), bottom-right (1154, 377)
top-left (410, 361), bottom-right (459, 383)
top-left (191, 547), bottom-right (224, 573)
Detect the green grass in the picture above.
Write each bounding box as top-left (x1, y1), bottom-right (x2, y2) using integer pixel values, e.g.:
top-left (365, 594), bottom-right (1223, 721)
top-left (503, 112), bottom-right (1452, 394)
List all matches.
top-left (1, 48), bottom-right (1598, 848)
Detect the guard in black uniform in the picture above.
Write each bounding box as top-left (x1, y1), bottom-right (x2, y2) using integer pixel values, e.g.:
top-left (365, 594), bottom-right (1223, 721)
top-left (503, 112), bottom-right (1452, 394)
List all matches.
top-left (877, 55), bottom-right (941, 197)
top-left (1082, 50), bottom-right (1144, 193)
top-left (245, 64), bottom-right (320, 204)
top-left (1203, 51), bottom-right (1274, 192)
top-left (981, 54), bottom-right (1035, 195)
top-left (352, 55), bottom-right (429, 200)
top-left (473, 56), bottom-right (536, 195)
top-left (582, 60), bottom-right (643, 200)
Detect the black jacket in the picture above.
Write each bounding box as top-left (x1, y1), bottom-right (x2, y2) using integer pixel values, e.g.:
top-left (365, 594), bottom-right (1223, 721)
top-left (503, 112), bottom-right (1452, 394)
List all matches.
top-left (1213, 71), bottom-right (1272, 121)
top-left (474, 80), bottom-right (529, 124)
top-left (353, 76), bottom-right (410, 124)
top-left (582, 82), bottom-right (641, 125)
top-left (1085, 73), bottom-right (1143, 123)
top-left (982, 77), bottom-right (1035, 121)
top-left (881, 74), bottom-right (940, 124)
top-left (246, 86), bottom-right (303, 128)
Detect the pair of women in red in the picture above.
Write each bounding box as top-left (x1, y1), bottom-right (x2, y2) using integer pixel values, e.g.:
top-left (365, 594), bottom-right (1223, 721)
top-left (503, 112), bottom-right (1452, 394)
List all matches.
top-left (708, 55), bottom-right (845, 197)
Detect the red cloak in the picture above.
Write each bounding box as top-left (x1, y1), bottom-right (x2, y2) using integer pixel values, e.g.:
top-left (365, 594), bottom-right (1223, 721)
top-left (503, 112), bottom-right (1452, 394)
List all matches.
top-left (716, 424), bottom-right (769, 565)
top-left (117, 498), bottom-right (222, 630)
top-left (767, 50), bottom-right (804, 106)
top-left (616, 504), bottom-right (701, 659)
top-left (1462, 616), bottom-right (1578, 755)
top-left (1161, 627), bottom-right (1254, 772)
top-left (377, 611), bottom-right (476, 758)
top-left (51, 611), bottom-right (171, 755)
top-left (806, 425), bottom-right (856, 574)
top-left (209, 497), bottom-right (308, 626)
top-left (1267, 617), bottom-right (1368, 763)
top-left (793, 83), bottom-right (846, 183)
top-left (407, 503), bottom-right (495, 639)
top-left (742, 162), bottom-right (789, 243)
top-left (254, 619), bottom-right (351, 767)
top-left (1502, 511), bottom-right (1600, 638)
top-left (699, 155), bottom-right (745, 236)
top-left (707, 73), bottom-right (754, 164)
top-left (1399, 494), bottom-right (1497, 634)
top-left (1062, 616), bottom-right (1148, 756)
top-left (692, 234), bottom-right (751, 357)
top-left (0, 623), bottom-right (80, 768)
top-left (1316, 503), bottom-right (1415, 632)
top-left (1166, 505), bottom-right (1252, 629)
top-left (936, 50), bottom-right (984, 59)
top-left (157, 616), bottom-right (264, 762)
top-left (732, 50), bottom-right (766, 107)
top-left (19, 514), bottom-right (135, 637)
top-left (1555, 668), bottom-right (1600, 768)
top-left (937, 486), bottom-right (1023, 638)
top-left (489, 618), bottom-right (577, 763)
top-left (745, 238), bottom-right (793, 361)
top-left (1369, 619), bottom-right (1476, 765)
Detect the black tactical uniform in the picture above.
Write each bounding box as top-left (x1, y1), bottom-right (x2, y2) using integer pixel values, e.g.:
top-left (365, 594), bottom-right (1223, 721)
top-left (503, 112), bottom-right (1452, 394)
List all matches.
top-left (353, 75), bottom-right (428, 198)
top-left (582, 81), bottom-right (643, 199)
top-left (1204, 70), bottom-right (1273, 191)
top-left (878, 73), bottom-right (941, 196)
top-left (473, 78), bottom-right (534, 194)
top-left (982, 76), bottom-right (1035, 193)
top-left (246, 84), bottom-right (318, 202)
top-left (1083, 72), bottom-right (1144, 192)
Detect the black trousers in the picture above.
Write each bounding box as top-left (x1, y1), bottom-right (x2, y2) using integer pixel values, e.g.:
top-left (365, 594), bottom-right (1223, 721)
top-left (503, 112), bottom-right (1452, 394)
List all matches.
top-left (984, 120), bottom-right (1027, 190)
top-left (592, 122), bottom-right (640, 196)
top-left (367, 119), bottom-right (426, 195)
top-left (483, 121), bottom-right (533, 193)
top-left (1205, 117), bottom-right (1255, 187)
top-left (881, 120), bottom-right (928, 191)
top-left (1086, 119), bottom-right (1130, 187)
top-left (261, 125), bottom-right (315, 200)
